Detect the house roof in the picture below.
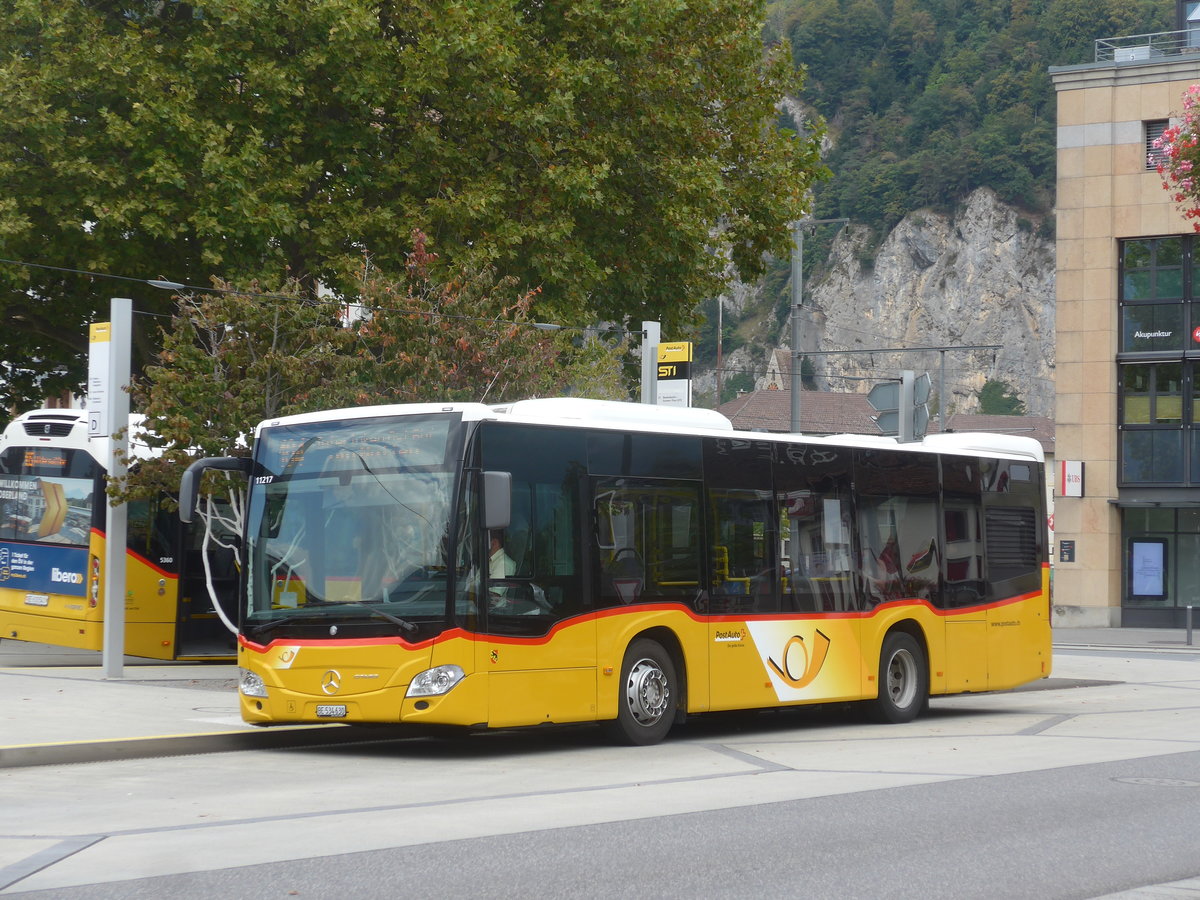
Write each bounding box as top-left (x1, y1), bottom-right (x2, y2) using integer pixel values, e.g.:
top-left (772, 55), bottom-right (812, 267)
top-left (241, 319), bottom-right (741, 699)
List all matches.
top-left (715, 389), bottom-right (879, 435)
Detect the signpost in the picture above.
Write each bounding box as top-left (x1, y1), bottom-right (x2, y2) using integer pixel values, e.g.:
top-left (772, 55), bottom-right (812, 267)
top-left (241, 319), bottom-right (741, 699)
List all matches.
top-left (868, 371), bottom-right (930, 442)
top-left (91, 299), bottom-right (132, 679)
top-left (656, 342), bottom-right (693, 407)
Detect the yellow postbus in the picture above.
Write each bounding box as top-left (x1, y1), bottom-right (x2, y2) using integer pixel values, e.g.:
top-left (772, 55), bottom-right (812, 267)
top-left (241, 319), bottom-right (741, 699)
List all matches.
top-left (0, 409), bottom-right (236, 660)
top-left (181, 398), bottom-right (1051, 744)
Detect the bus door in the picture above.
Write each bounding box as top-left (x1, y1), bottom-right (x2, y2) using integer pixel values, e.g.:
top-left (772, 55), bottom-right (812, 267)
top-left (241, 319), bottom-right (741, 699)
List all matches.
top-left (941, 458), bottom-right (988, 693)
top-left (759, 442), bottom-right (864, 710)
top-left (124, 496), bottom-right (236, 660)
top-left (175, 511), bottom-right (239, 658)
top-left (478, 424), bottom-right (595, 728)
top-left (707, 482), bottom-right (785, 710)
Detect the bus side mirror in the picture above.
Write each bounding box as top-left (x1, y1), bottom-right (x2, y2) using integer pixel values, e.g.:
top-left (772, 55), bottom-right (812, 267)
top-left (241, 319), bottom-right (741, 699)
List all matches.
top-left (179, 457), bottom-right (252, 523)
top-left (482, 470), bottom-right (511, 532)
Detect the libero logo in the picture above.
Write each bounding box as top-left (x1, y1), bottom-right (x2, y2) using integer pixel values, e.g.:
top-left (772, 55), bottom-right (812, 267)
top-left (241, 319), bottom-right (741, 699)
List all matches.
top-left (51, 568), bottom-right (84, 585)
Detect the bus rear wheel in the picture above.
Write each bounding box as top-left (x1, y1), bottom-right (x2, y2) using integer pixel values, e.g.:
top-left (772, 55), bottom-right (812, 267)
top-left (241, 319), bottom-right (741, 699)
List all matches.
top-left (870, 631), bottom-right (927, 724)
top-left (604, 638), bottom-right (677, 745)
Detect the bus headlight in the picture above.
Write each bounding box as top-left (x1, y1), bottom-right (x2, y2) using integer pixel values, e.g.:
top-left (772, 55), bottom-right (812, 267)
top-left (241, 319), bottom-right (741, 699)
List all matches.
top-left (406, 664), bottom-right (465, 697)
top-left (239, 668), bottom-right (269, 698)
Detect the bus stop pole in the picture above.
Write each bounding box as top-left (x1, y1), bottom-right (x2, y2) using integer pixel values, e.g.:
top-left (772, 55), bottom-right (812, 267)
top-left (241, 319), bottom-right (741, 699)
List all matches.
top-left (101, 298), bottom-right (132, 679)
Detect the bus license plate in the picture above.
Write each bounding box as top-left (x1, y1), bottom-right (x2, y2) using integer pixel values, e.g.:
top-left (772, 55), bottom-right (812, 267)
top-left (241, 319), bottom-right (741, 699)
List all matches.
top-left (24, 594), bottom-right (49, 607)
top-left (316, 705), bottom-right (347, 718)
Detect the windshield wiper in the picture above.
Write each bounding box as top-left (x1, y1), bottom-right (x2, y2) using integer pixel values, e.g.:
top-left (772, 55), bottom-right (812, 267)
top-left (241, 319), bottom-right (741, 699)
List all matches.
top-left (362, 604), bottom-right (419, 636)
top-left (246, 605), bottom-right (418, 637)
top-left (302, 601), bottom-right (420, 636)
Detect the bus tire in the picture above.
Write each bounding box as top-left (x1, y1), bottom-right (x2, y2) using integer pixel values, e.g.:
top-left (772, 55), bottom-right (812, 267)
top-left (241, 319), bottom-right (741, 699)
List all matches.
top-left (604, 639), bottom-right (677, 746)
top-left (870, 631), bottom-right (927, 724)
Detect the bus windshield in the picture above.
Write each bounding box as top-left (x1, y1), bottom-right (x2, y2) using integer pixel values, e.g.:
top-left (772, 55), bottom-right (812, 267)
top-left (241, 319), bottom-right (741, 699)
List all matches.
top-left (244, 414), bottom-right (465, 642)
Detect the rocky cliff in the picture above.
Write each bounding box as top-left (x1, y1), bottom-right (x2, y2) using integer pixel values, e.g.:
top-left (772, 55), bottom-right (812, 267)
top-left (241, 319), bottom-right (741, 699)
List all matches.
top-left (803, 187), bottom-right (1055, 416)
top-left (703, 187), bottom-right (1055, 418)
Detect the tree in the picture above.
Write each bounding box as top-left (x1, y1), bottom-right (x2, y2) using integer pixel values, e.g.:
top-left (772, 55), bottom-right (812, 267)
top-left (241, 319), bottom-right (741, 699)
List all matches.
top-left (1154, 85), bottom-right (1200, 228)
top-left (0, 0), bottom-right (826, 411)
top-left (977, 378), bottom-right (1026, 415)
top-left (117, 229), bottom-right (628, 503)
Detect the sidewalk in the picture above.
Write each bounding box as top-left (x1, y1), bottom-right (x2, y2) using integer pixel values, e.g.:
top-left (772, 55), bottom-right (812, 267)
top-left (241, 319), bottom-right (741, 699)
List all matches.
top-left (0, 640), bottom-right (378, 767)
top-left (1052, 625), bottom-right (1199, 651)
top-left (2, 627), bottom-right (1198, 768)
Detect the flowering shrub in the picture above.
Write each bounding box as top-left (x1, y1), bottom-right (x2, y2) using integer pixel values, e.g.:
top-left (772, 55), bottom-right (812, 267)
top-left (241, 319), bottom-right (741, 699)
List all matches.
top-left (1154, 85), bottom-right (1200, 230)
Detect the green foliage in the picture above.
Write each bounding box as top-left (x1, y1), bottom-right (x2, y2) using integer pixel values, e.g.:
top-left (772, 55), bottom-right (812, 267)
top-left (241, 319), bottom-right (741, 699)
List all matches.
top-left (0, 0), bottom-right (826, 411)
top-left (720, 370), bottom-right (757, 404)
top-left (771, 0), bottom-right (1172, 231)
top-left (113, 230), bottom-right (629, 503)
top-left (977, 378), bottom-right (1026, 415)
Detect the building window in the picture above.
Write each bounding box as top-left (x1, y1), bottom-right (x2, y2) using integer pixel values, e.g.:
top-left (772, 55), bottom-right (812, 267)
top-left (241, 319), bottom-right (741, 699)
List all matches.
top-left (1146, 120), bottom-right (1171, 170)
top-left (1120, 362), bottom-right (1190, 484)
top-left (1119, 237), bottom-right (1187, 353)
top-left (1117, 236), bottom-right (1200, 485)
top-left (1123, 507), bottom-right (1200, 611)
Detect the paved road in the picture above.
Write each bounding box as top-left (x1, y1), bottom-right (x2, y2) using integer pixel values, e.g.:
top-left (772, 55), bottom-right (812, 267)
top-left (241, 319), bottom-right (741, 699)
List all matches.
top-left (3, 644), bottom-right (1200, 898)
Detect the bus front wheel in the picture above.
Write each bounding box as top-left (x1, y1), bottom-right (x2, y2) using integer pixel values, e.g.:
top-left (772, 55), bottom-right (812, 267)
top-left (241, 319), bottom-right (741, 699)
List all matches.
top-left (870, 631), bottom-right (928, 724)
top-left (604, 638), bottom-right (677, 745)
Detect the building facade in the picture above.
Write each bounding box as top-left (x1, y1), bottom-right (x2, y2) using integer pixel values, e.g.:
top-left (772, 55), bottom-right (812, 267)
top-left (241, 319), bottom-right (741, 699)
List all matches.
top-left (1052, 23), bottom-right (1200, 627)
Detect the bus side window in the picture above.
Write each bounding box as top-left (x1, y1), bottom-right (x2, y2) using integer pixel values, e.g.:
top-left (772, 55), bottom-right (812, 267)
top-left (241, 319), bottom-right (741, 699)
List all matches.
top-left (941, 458), bottom-right (984, 608)
top-left (774, 443), bottom-right (855, 613)
top-left (707, 488), bottom-right (776, 614)
top-left (593, 478), bottom-right (702, 608)
top-left (704, 437), bottom-right (778, 614)
top-left (854, 449), bottom-right (940, 608)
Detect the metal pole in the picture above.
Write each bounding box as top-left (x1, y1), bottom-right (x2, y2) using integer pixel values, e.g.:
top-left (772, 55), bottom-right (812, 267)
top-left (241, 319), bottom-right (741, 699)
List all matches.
top-left (899, 370), bottom-right (915, 443)
top-left (1188, 606), bottom-right (1194, 647)
top-left (640, 320), bottom-right (660, 404)
top-left (102, 298), bottom-right (132, 679)
top-left (790, 222), bottom-right (804, 433)
top-left (716, 298), bottom-right (723, 405)
top-left (939, 349), bottom-right (947, 430)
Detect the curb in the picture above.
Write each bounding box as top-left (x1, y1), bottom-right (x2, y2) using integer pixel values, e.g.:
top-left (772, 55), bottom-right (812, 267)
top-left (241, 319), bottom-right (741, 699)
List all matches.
top-left (0, 723), bottom-right (416, 769)
top-left (1054, 643), bottom-right (1200, 654)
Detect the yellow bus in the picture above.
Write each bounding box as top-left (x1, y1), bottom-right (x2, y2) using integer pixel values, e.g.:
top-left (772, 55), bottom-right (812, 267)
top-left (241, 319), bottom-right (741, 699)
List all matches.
top-left (181, 398), bottom-right (1051, 744)
top-left (1, 409), bottom-right (236, 660)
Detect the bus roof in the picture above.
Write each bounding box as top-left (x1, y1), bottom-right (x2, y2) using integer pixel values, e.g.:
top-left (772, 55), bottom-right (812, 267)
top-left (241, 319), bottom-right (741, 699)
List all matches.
top-left (1, 409), bottom-right (161, 462)
top-left (255, 399), bottom-right (1044, 464)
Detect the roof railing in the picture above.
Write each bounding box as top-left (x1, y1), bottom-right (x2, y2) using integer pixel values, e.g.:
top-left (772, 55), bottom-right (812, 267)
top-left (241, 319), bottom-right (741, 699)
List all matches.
top-left (1095, 29), bottom-right (1200, 63)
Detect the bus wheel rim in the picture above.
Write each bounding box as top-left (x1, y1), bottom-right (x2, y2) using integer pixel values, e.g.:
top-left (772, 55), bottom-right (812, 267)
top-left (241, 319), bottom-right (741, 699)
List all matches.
top-left (886, 648), bottom-right (917, 709)
top-left (626, 658), bottom-right (670, 726)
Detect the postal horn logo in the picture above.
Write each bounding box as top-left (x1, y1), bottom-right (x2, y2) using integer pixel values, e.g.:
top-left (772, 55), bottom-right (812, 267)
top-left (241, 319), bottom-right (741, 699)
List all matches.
top-left (767, 630), bottom-right (831, 689)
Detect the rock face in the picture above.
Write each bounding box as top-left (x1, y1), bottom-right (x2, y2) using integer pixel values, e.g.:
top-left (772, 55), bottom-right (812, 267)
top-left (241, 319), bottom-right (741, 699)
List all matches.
top-left (783, 187), bottom-right (1055, 417)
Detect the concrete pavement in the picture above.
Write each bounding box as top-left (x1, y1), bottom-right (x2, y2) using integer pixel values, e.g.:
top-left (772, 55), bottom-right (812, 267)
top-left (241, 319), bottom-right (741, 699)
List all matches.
top-left (2, 625), bottom-right (1198, 768)
top-left (0, 640), bottom-right (385, 767)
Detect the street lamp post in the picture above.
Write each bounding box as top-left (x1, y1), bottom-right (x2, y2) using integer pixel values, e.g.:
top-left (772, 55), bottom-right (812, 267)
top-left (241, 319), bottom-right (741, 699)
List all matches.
top-left (790, 218), bottom-right (849, 433)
